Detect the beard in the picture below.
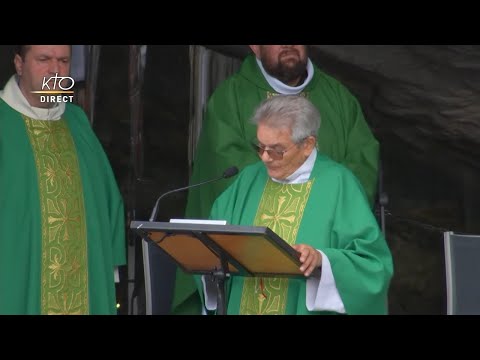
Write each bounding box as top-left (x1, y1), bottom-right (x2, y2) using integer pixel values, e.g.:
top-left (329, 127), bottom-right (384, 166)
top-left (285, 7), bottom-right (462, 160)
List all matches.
top-left (261, 49), bottom-right (308, 85)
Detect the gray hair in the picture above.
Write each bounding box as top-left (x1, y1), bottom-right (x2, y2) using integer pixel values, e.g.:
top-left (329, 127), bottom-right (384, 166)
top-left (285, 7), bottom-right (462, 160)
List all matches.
top-left (251, 95), bottom-right (320, 143)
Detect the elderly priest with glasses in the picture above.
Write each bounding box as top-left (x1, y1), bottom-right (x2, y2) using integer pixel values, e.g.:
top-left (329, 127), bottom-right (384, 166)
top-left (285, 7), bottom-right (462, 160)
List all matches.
top-left (196, 95), bottom-right (393, 315)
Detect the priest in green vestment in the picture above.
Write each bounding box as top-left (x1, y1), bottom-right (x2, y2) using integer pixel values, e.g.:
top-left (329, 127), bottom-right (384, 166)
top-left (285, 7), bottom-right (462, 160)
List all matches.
top-left (173, 45), bottom-right (381, 314)
top-left (0, 45), bottom-right (126, 315)
top-left (195, 95), bottom-right (393, 315)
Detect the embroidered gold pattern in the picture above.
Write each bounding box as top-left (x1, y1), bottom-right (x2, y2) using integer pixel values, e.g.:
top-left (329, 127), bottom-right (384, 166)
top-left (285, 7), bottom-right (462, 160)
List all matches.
top-left (24, 117), bottom-right (89, 315)
top-left (239, 180), bottom-right (313, 314)
top-left (266, 91), bottom-right (309, 99)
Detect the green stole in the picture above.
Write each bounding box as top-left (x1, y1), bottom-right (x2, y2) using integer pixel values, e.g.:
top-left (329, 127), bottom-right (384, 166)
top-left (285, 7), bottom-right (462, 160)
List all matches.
top-left (23, 116), bottom-right (89, 315)
top-left (234, 179), bottom-right (313, 315)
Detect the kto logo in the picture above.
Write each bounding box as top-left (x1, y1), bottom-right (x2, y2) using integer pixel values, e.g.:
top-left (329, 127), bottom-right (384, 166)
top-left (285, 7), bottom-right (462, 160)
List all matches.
top-left (32, 73), bottom-right (75, 103)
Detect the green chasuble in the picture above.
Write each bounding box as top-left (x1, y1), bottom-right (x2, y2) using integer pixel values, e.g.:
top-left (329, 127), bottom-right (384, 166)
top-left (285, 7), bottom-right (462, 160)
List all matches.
top-left (173, 54), bottom-right (380, 314)
top-left (0, 100), bottom-right (126, 314)
top-left (196, 155), bottom-right (393, 315)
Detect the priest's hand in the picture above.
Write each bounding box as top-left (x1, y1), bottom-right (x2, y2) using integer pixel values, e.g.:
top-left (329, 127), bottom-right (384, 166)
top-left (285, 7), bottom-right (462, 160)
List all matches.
top-left (292, 244), bottom-right (322, 277)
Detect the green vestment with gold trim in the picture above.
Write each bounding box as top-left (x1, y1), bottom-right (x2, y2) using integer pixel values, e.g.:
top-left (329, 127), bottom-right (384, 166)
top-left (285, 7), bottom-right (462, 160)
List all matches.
top-left (0, 100), bottom-right (126, 315)
top-left (173, 54), bottom-right (380, 314)
top-left (197, 155), bottom-right (393, 315)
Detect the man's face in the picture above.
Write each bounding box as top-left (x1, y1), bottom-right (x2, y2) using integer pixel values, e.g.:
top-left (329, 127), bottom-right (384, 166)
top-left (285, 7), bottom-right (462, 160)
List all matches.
top-left (14, 45), bottom-right (71, 108)
top-left (256, 122), bottom-right (312, 180)
top-left (250, 45), bottom-right (308, 86)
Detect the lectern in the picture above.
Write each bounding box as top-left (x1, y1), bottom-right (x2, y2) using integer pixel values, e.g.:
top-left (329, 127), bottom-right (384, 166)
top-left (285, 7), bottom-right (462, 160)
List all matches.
top-left (130, 221), bottom-right (320, 315)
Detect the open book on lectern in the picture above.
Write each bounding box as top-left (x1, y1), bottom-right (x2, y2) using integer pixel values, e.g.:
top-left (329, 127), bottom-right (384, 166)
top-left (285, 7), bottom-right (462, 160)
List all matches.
top-left (130, 220), bottom-right (321, 279)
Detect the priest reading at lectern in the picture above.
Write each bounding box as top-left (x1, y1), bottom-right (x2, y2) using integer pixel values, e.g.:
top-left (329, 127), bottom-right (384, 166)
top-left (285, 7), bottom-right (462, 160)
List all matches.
top-left (196, 95), bottom-right (393, 315)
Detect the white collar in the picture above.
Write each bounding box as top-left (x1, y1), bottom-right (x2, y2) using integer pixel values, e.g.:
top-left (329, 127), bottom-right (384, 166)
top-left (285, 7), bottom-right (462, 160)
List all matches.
top-left (0, 75), bottom-right (65, 121)
top-left (256, 58), bottom-right (314, 95)
top-left (271, 147), bottom-right (317, 184)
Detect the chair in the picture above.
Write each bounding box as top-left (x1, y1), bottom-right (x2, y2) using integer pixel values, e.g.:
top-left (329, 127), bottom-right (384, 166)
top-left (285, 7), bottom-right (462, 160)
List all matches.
top-left (443, 231), bottom-right (480, 315)
top-left (374, 157), bottom-right (388, 235)
top-left (141, 238), bottom-right (177, 315)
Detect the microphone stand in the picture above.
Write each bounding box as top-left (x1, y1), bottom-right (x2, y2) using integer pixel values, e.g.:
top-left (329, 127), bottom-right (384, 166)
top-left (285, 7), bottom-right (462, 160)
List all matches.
top-left (146, 166), bottom-right (238, 314)
top-left (214, 254), bottom-right (230, 315)
top-left (149, 175), bottom-right (224, 222)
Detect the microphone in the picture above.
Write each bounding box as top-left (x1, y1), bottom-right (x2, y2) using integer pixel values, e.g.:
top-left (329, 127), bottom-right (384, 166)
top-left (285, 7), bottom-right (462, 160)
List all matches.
top-left (149, 166), bottom-right (239, 222)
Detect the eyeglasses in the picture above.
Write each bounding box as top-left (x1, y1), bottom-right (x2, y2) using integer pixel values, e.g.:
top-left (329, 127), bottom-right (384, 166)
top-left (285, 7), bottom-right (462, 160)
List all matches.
top-left (251, 141), bottom-right (300, 160)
